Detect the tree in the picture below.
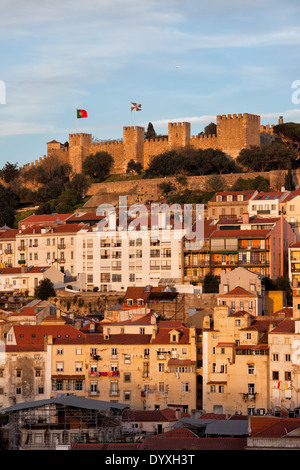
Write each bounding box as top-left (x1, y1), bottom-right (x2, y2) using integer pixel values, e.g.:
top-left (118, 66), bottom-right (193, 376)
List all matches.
top-left (82, 152), bottom-right (114, 181)
top-left (0, 184), bottom-right (18, 226)
top-left (232, 176), bottom-right (270, 192)
top-left (145, 122), bottom-right (157, 140)
top-left (0, 162), bottom-right (20, 183)
top-left (34, 278), bottom-right (56, 300)
top-left (204, 122), bottom-right (217, 135)
top-left (203, 272), bottom-right (220, 293)
top-left (126, 159), bottom-right (143, 175)
top-left (67, 173), bottom-right (90, 198)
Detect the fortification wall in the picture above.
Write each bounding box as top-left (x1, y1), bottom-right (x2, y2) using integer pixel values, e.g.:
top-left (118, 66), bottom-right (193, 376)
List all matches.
top-left (216, 113), bottom-right (261, 158)
top-left (20, 113), bottom-right (273, 177)
top-left (84, 168), bottom-right (292, 208)
top-left (144, 137), bottom-right (169, 168)
top-left (89, 140), bottom-right (125, 174)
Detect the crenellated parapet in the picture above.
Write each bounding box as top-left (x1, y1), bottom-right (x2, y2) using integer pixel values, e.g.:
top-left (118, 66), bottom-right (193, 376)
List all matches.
top-left (20, 112), bottom-right (283, 176)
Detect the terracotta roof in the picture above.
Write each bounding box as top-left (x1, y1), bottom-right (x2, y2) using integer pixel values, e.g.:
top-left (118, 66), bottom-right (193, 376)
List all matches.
top-left (210, 229), bottom-right (271, 238)
top-left (0, 266), bottom-right (51, 275)
top-left (250, 417), bottom-right (300, 438)
top-left (228, 310), bottom-right (255, 318)
top-left (252, 192), bottom-right (285, 200)
top-left (83, 333), bottom-right (152, 345)
top-left (221, 286), bottom-right (255, 297)
top-left (12, 324), bottom-right (85, 345)
top-left (20, 214), bottom-right (72, 224)
top-left (290, 241), bottom-right (300, 248)
top-left (284, 190), bottom-right (300, 202)
top-left (268, 319), bottom-right (295, 334)
top-left (121, 408), bottom-right (189, 422)
top-left (0, 229), bottom-right (19, 239)
top-left (151, 321), bottom-right (190, 345)
top-left (209, 191), bottom-right (256, 202)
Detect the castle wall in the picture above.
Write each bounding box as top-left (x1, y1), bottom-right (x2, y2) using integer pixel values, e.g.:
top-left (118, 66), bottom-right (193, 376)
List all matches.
top-left (143, 137), bottom-right (169, 168)
top-left (89, 141), bottom-right (125, 174)
top-left (216, 113), bottom-right (261, 158)
top-left (21, 113), bottom-right (267, 176)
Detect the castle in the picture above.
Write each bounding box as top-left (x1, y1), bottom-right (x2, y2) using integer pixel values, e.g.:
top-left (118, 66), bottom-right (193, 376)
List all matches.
top-left (22, 113), bottom-right (281, 175)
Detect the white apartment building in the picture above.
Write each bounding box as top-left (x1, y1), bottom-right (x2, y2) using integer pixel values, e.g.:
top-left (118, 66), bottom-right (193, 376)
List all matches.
top-left (76, 223), bottom-right (185, 292)
top-left (248, 191), bottom-right (290, 218)
top-left (14, 224), bottom-right (85, 278)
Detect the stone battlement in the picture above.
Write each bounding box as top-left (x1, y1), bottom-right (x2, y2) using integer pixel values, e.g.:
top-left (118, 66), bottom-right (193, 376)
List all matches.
top-left (217, 113), bottom-right (260, 121)
top-left (21, 112), bottom-right (282, 176)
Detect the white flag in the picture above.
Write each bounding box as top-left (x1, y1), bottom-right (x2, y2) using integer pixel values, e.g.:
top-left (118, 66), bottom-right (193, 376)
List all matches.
top-left (131, 102), bottom-right (142, 112)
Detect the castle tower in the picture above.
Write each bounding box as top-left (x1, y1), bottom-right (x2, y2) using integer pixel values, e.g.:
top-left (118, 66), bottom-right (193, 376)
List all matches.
top-left (68, 133), bottom-right (92, 174)
top-left (168, 122), bottom-right (191, 149)
top-left (216, 113), bottom-right (260, 159)
top-left (123, 126), bottom-right (145, 172)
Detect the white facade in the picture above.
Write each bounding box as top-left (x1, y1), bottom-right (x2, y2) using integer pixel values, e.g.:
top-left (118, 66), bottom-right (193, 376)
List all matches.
top-left (77, 225), bottom-right (185, 292)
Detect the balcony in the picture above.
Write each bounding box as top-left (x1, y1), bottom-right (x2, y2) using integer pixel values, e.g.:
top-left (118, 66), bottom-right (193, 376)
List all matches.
top-left (58, 244), bottom-right (65, 250)
top-left (57, 259), bottom-right (66, 264)
top-left (109, 390), bottom-right (119, 397)
top-left (257, 210), bottom-right (270, 215)
top-left (242, 392), bottom-right (257, 402)
top-left (18, 246), bottom-right (25, 251)
top-left (18, 260), bottom-right (26, 265)
top-left (5, 249), bottom-right (13, 254)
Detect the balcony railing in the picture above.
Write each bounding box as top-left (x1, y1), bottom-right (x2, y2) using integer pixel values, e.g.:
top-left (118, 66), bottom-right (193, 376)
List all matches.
top-left (58, 244), bottom-right (65, 249)
top-left (18, 260), bottom-right (26, 265)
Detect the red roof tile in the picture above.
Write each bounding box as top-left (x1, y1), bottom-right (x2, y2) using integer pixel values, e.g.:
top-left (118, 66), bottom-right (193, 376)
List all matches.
top-left (210, 229), bottom-right (271, 238)
top-left (221, 286), bottom-right (255, 297)
top-left (12, 324), bottom-right (85, 345)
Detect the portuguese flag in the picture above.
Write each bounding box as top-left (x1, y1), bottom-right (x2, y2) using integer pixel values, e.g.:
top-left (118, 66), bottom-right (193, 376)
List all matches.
top-left (77, 109), bottom-right (88, 118)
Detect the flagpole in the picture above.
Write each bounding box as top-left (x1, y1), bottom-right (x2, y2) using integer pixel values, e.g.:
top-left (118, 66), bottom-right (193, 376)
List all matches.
top-left (76, 110), bottom-right (78, 134)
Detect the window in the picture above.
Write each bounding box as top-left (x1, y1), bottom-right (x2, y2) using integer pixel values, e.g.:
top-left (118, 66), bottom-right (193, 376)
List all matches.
top-left (56, 362), bottom-right (64, 372)
top-left (124, 373), bottom-right (131, 383)
top-left (75, 380), bottom-right (83, 391)
top-left (219, 385), bottom-right (224, 393)
top-left (124, 391), bottom-right (131, 401)
top-left (285, 371), bottom-right (291, 381)
top-left (158, 382), bottom-right (165, 393)
top-left (248, 383), bottom-right (255, 395)
top-left (235, 319), bottom-right (241, 327)
top-left (124, 355), bottom-right (131, 364)
top-left (210, 385), bottom-right (216, 393)
top-left (272, 353), bottom-right (279, 361)
top-left (76, 348), bottom-right (82, 355)
top-left (158, 363), bottom-right (165, 372)
top-left (248, 364), bottom-right (255, 375)
top-left (272, 371), bottom-right (279, 380)
top-left (182, 382), bottom-right (190, 393)
top-left (16, 387), bottom-right (22, 395)
top-left (246, 333), bottom-right (252, 340)
top-left (75, 362), bottom-right (83, 372)
top-left (110, 381), bottom-right (119, 396)
top-left (140, 328), bottom-right (145, 335)
top-left (111, 348), bottom-right (118, 358)
top-left (285, 354), bottom-right (291, 362)
top-left (56, 348), bottom-right (63, 355)
top-left (35, 369), bottom-right (41, 377)
top-left (16, 369), bottom-right (22, 377)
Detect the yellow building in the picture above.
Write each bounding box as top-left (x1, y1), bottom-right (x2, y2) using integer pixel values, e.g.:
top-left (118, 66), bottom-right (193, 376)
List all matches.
top-left (49, 314), bottom-right (197, 413)
top-left (202, 306), bottom-right (272, 415)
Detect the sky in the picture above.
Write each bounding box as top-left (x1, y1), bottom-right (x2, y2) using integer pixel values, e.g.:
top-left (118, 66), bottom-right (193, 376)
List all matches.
top-left (1, 0), bottom-right (300, 167)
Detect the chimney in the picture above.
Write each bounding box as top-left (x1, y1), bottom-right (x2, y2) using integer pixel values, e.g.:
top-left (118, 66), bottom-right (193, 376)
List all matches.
top-left (242, 212), bottom-right (249, 224)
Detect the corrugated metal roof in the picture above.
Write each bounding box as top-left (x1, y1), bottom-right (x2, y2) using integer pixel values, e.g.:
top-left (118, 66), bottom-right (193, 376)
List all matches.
top-left (1, 396), bottom-right (129, 413)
